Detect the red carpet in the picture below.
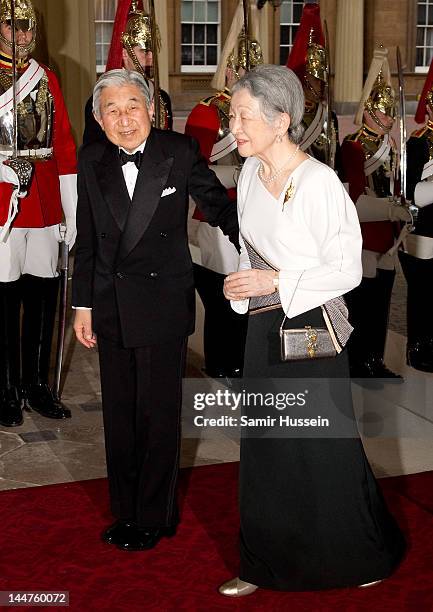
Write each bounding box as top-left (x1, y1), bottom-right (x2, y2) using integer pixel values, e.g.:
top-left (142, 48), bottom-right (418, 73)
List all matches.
top-left (0, 464), bottom-right (432, 611)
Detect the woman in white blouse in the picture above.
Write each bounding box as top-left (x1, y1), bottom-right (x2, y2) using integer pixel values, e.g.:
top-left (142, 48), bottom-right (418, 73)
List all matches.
top-left (219, 65), bottom-right (405, 597)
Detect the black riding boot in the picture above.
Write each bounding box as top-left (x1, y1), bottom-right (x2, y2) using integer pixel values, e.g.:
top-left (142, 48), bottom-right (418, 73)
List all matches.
top-left (399, 251), bottom-right (433, 372)
top-left (0, 280), bottom-right (23, 427)
top-left (346, 270), bottom-right (402, 380)
top-left (21, 275), bottom-right (71, 419)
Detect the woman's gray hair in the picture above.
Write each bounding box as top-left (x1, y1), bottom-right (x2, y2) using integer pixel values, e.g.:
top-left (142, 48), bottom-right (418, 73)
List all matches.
top-left (93, 69), bottom-right (153, 119)
top-left (232, 64), bottom-right (305, 144)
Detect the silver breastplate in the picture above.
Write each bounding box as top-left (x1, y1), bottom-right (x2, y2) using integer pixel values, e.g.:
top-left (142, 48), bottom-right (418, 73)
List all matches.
top-left (0, 71), bottom-right (54, 153)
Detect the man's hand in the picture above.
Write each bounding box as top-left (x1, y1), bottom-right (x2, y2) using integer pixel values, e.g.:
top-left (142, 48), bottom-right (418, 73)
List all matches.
top-left (224, 269), bottom-right (276, 300)
top-left (73, 309), bottom-right (97, 348)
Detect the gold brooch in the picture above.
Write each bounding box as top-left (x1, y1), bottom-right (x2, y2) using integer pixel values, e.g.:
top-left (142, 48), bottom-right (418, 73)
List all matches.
top-left (282, 179), bottom-right (295, 212)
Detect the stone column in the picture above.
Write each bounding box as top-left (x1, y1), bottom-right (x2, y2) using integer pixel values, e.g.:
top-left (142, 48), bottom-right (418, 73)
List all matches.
top-left (334, 0), bottom-right (364, 110)
top-left (33, 0), bottom-right (96, 143)
top-left (154, 0), bottom-right (169, 93)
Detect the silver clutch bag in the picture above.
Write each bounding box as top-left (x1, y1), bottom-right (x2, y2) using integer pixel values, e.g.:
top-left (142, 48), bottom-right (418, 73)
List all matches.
top-left (280, 317), bottom-right (337, 362)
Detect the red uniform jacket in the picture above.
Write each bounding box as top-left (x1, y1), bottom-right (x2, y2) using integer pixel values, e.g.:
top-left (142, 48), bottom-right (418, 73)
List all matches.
top-left (341, 138), bottom-right (396, 253)
top-left (184, 93), bottom-right (236, 222)
top-left (0, 64), bottom-right (77, 228)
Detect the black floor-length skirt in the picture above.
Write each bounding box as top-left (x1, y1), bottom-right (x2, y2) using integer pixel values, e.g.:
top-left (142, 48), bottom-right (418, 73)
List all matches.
top-left (238, 307), bottom-right (406, 591)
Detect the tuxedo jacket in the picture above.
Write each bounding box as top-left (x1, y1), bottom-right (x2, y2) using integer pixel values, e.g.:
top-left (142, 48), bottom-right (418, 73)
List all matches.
top-left (72, 128), bottom-right (238, 347)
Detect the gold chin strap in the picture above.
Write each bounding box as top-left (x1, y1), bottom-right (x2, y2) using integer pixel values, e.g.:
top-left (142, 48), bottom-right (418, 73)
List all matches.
top-left (123, 40), bottom-right (148, 79)
top-left (365, 101), bottom-right (393, 133)
top-left (306, 42), bottom-right (326, 82)
top-left (303, 74), bottom-right (324, 102)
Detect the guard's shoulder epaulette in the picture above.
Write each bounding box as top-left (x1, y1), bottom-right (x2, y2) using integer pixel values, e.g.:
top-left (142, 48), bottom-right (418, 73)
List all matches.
top-left (200, 94), bottom-right (216, 107)
top-left (199, 90), bottom-right (228, 107)
top-left (410, 125), bottom-right (428, 138)
top-left (344, 130), bottom-right (362, 143)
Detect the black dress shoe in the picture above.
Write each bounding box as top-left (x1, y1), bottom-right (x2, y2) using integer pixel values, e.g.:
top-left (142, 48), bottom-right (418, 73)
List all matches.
top-left (0, 386), bottom-right (23, 427)
top-left (24, 383), bottom-right (72, 419)
top-left (407, 341), bottom-right (433, 373)
top-left (351, 358), bottom-right (403, 382)
top-left (203, 368), bottom-right (227, 379)
top-left (102, 520), bottom-right (137, 545)
top-left (204, 368), bottom-right (243, 380)
top-left (116, 525), bottom-right (177, 551)
top-left (228, 368), bottom-right (243, 378)
top-left (367, 358), bottom-right (404, 382)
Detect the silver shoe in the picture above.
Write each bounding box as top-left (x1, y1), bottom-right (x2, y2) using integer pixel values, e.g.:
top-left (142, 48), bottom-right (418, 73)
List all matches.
top-left (358, 579), bottom-right (383, 588)
top-left (218, 577), bottom-right (258, 597)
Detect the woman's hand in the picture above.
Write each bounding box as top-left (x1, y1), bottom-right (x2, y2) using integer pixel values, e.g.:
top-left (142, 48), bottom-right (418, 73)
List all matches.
top-left (224, 269), bottom-right (277, 300)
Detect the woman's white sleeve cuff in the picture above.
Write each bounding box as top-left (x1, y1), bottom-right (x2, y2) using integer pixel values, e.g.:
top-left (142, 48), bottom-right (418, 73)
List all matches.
top-left (230, 298), bottom-right (249, 314)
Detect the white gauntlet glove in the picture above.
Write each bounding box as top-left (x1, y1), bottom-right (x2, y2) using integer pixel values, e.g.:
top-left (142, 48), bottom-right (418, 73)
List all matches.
top-left (59, 174), bottom-right (77, 248)
top-left (414, 180), bottom-right (433, 209)
top-left (0, 158), bottom-right (19, 186)
top-left (388, 203), bottom-right (412, 222)
top-left (356, 194), bottom-right (411, 223)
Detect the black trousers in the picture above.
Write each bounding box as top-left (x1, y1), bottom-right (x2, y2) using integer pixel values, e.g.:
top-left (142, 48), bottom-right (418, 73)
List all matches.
top-left (399, 251), bottom-right (433, 346)
top-left (193, 264), bottom-right (248, 375)
top-left (345, 268), bottom-right (395, 366)
top-left (97, 335), bottom-right (187, 528)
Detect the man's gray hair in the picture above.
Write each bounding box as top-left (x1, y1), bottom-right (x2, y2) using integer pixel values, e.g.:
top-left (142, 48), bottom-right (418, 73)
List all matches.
top-left (93, 69), bottom-right (153, 119)
top-left (232, 64), bottom-right (305, 144)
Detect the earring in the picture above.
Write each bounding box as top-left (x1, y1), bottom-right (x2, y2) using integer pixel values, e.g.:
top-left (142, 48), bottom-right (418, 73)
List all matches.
top-left (276, 134), bottom-right (283, 143)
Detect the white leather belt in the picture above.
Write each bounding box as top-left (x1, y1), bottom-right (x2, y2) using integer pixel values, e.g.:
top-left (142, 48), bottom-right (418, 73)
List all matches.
top-left (0, 147), bottom-right (53, 159)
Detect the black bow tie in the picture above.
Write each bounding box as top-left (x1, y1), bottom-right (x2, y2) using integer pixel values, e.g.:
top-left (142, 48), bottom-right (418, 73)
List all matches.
top-left (119, 149), bottom-right (142, 169)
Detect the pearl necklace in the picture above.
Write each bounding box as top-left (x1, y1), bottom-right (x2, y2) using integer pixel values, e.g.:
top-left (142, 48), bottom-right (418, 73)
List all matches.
top-left (258, 145), bottom-right (300, 184)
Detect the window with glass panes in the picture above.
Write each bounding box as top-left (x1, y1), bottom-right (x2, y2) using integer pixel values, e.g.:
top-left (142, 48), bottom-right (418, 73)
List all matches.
top-left (95, 0), bottom-right (118, 73)
top-left (181, 0), bottom-right (220, 72)
top-left (279, 0), bottom-right (303, 66)
top-left (416, 0), bottom-right (433, 71)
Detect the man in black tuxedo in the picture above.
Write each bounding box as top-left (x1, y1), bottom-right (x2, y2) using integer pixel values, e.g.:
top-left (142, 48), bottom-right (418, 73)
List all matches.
top-left (72, 70), bottom-right (239, 551)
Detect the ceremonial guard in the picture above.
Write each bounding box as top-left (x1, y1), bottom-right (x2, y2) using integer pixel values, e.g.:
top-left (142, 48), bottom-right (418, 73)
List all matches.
top-left (185, 7), bottom-right (262, 378)
top-left (400, 59), bottom-right (433, 372)
top-left (341, 47), bottom-right (410, 379)
top-left (0, 0), bottom-right (77, 427)
top-left (83, 0), bottom-right (172, 145)
top-left (286, 0), bottom-right (340, 172)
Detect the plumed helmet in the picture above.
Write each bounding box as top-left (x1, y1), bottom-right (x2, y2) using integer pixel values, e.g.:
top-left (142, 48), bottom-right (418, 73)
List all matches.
top-left (0, 0), bottom-right (36, 54)
top-left (106, 0), bottom-right (160, 73)
top-left (211, 1), bottom-right (264, 91)
top-left (286, 1), bottom-right (325, 83)
top-left (354, 45), bottom-right (395, 126)
top-left (121, 2), bottom-right (160, 54)
top-left (366, 70), bottom-right (395, 117)
top-left (227, 30), bottom-right (263, 75)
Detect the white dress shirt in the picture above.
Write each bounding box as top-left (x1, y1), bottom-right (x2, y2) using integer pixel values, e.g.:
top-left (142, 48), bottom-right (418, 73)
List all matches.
top-left (231, 156), bottom-right (363, 319)
top-left (73, 141), bottom-right (146, 310)
top-left (120, 141), bottom-right (146, 199)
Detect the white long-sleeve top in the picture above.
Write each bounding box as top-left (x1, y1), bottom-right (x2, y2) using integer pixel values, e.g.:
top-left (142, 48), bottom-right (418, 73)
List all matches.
top-left (231, 156), bottom-right (363, 319)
